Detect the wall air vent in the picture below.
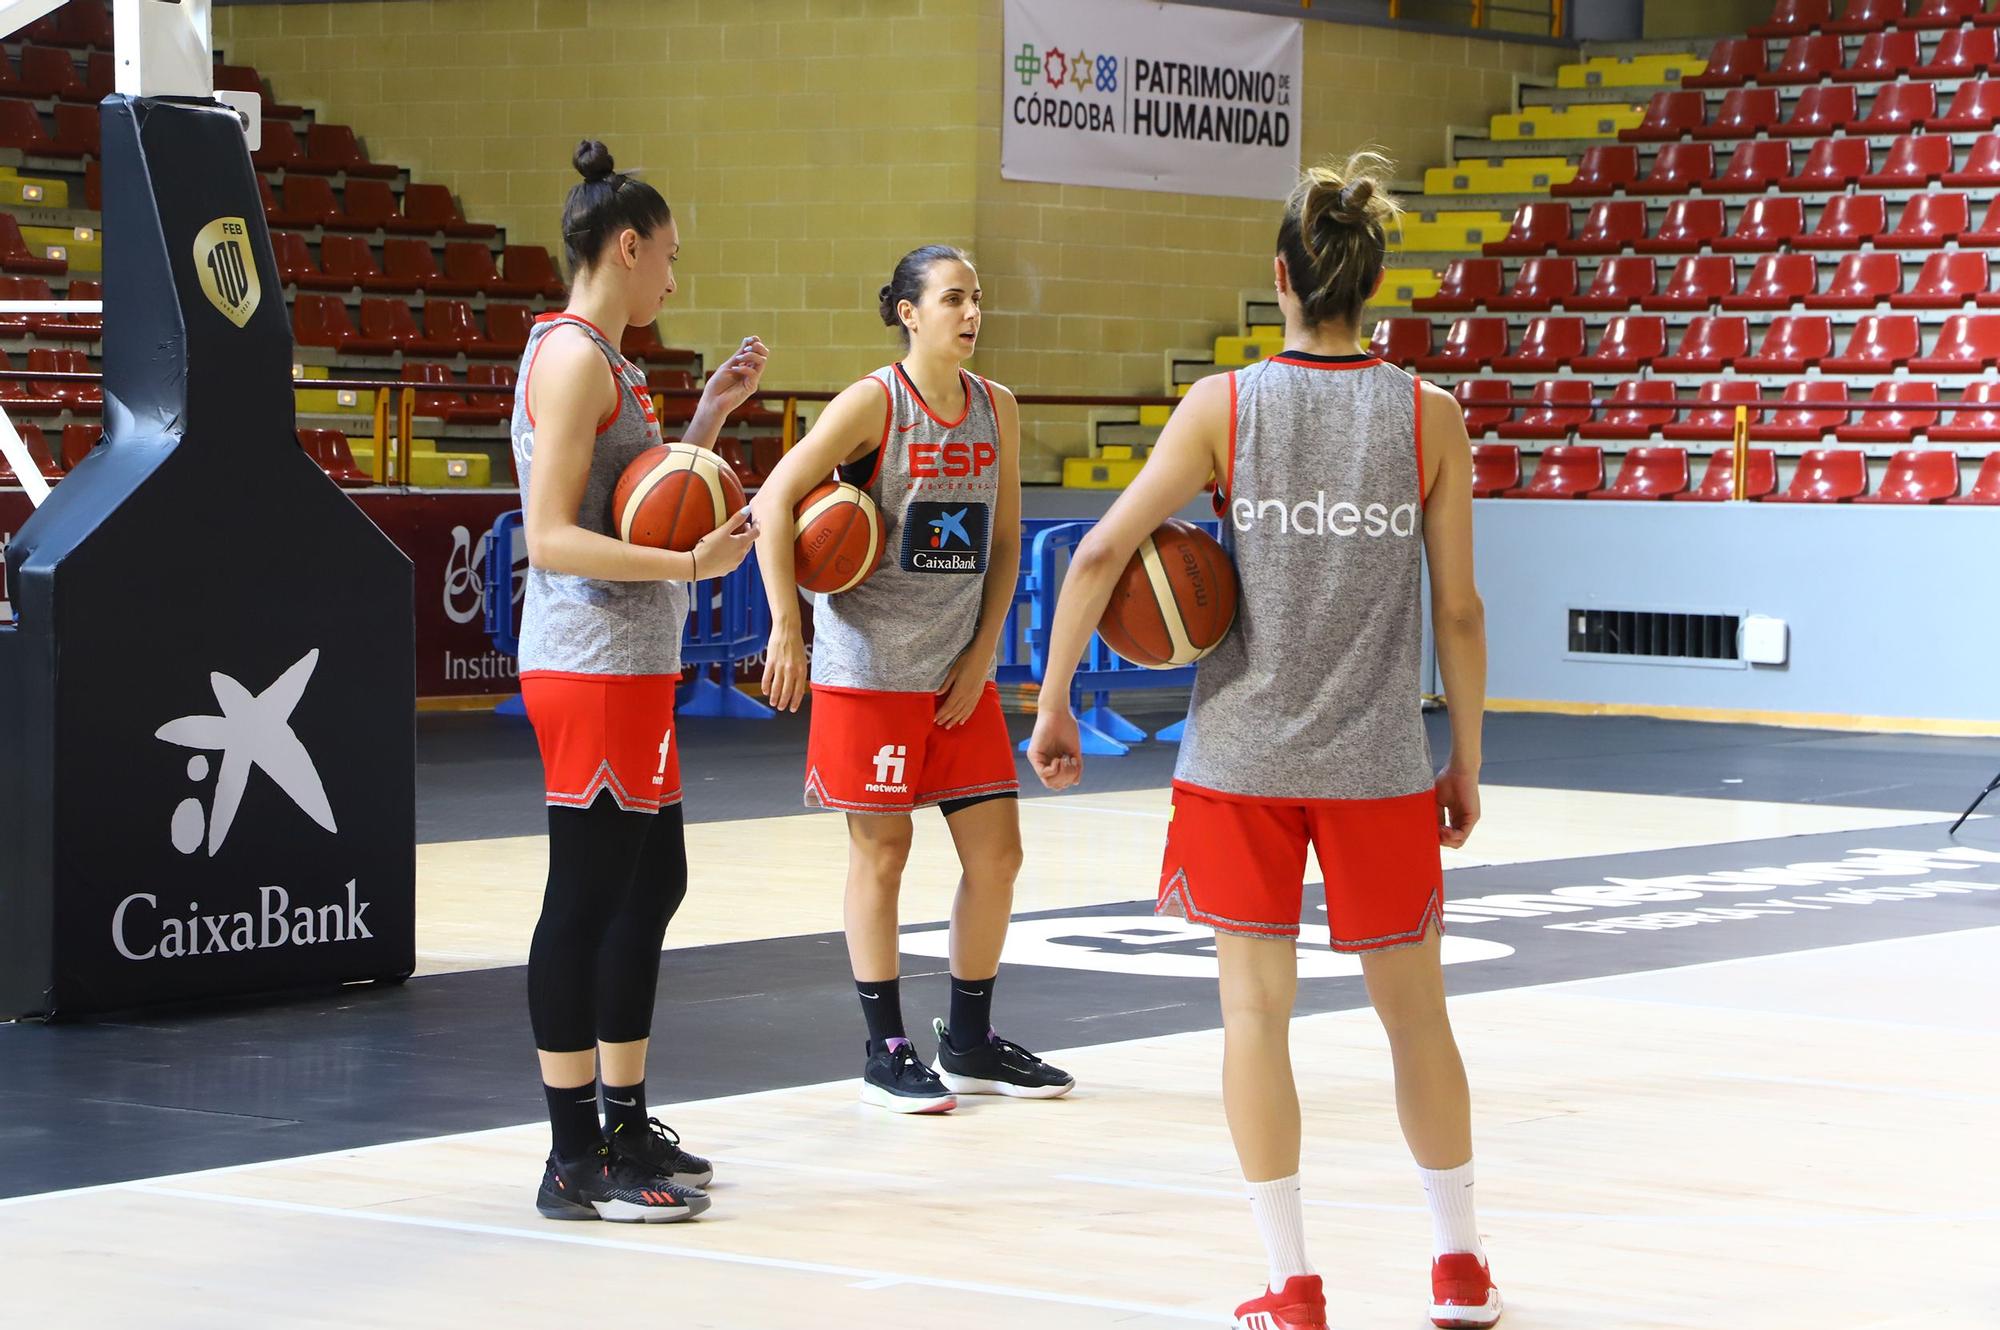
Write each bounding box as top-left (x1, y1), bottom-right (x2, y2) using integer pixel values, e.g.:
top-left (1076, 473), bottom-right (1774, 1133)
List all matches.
top-left (1568, 608), bottom-right (1740, 663)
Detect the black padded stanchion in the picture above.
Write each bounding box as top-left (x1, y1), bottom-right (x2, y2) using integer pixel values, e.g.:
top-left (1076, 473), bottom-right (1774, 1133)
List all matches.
top-left (0, 96), bottom-right (415, 1018)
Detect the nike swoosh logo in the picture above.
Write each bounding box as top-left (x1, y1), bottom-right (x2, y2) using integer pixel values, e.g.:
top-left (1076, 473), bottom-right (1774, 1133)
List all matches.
top-left (605, 1097), bottom-right (637, 1107)
top-left (858, 991), bottom-right (881, 999)
top-left (954, 988), bottom-right (985, 997)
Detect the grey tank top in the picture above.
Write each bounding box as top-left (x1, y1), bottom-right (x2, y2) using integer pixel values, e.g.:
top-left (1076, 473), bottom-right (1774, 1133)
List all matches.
top-left (511, 313), bottom-right (687, 676)
top-left (1175, 352), bottom-right (1434, 800)
top-left (810, 364), bottom-right (1002, 693)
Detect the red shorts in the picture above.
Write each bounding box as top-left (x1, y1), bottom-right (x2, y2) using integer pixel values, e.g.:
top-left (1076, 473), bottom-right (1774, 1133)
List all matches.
top-left (805, 682), bottom-right (1019, 814)
top-left (1158, 781), bottom-right (1443, 952)
top-left (520, 671), bottom-right (681, 813)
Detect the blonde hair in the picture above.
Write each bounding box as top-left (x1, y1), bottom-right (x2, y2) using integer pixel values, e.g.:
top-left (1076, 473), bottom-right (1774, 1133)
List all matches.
top-left (1276, 150), bottom-right (1403, 329)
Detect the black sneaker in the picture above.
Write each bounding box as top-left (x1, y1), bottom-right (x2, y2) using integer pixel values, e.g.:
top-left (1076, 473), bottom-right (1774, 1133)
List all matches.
top-left (932, 1018), bottom-right (1075, 1099)
top-left (535, 1144), bottom-right (711, 1223)
top-left (607, 1116), bottom-right (714, 1189)
top-left (860, 1037), bottom-right (957, 1114)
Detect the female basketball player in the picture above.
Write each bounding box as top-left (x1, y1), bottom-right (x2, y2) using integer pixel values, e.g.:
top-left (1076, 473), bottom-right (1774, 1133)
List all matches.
top-left (1026, 155), bottom-right (1500, 1329)
top-left (749, 246), bottom-right (1074, 1113)
top-left (515, 140), bottom-right (765, 1221)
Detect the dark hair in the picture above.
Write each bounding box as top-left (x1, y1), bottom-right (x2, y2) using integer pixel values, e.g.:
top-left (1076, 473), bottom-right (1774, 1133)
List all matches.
top-left (561, 139), bottom-right (672, 275)
top-left (877, 244), bottom-right (972, 345)
top-left (1276, 151), bottom-right (1402, 329)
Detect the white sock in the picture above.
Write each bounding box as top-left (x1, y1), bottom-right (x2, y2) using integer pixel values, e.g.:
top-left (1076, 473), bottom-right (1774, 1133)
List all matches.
top-left (1246, 1173), bottom-right (1314, 1290)
top-left (1418, 1160), bottom-right (1484, 1260)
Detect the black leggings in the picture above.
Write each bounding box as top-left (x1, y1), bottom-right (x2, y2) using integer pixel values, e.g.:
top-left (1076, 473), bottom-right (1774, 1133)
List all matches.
top-left (526, 792), bottom-right (688, 1053)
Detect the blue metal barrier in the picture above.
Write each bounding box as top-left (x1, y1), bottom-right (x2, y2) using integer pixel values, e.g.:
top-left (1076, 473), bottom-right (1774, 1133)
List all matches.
top-left (483, 510), bottom-right (527, 716)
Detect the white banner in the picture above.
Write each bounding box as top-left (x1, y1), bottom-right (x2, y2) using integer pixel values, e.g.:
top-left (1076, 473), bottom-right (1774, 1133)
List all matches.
top-left (1001, 0), bottom-right (1303, 200)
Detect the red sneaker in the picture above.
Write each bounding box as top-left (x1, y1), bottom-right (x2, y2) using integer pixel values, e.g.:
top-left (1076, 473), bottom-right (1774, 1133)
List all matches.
top-left (1430, 1253), bottom-right (1502, 1327)
top-left (1233, 1274), bottom-right (1327, 1330)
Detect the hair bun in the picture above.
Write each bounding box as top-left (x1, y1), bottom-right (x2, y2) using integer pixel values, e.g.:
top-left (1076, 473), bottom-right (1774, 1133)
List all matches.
top-left (574, 139), bottom-right (616, 183)
top-left (877, 282), bottom-right (900, 327)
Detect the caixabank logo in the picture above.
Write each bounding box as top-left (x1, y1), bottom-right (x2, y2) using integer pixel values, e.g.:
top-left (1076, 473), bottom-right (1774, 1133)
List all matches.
top-left (1008, 41), bottom-right (1293, 146)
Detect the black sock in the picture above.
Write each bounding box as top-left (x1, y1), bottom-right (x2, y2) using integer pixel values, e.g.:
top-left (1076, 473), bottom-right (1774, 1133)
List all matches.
top-left (948, 974), bottom-right (995, 1052)
top-left (856, 977), bottom-right (905, 1051)
top-left (601, 1079), bottom-right (647, 1139)
top-left (545, 1081), bottom-right (603, 1163)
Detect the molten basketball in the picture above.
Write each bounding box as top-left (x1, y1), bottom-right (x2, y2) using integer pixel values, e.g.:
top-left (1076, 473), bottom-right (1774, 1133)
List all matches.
top-left (611, 443), bottom-right (746, 552)
top-left (793, 481), bottom-right (884, 595)
top-left (1098, 520), bottom-right (1238, 668)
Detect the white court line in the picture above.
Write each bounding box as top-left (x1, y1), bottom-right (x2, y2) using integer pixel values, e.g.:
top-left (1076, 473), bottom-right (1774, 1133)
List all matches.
top-left (127, 1185), bottom-right (1219, 1324)
top-left (1702, 1071), bottom-right (2000, 1105)
top-left (1058, 1174), bottom-right (2000, 1230)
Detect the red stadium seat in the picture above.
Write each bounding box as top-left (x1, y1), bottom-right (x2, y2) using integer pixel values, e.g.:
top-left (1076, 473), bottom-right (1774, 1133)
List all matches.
top-left (1796, 194), bottom-right (1888, 250)
top-left (1902, 0), bottom-right (1984, 28)
top-left (1487, 258), bottom-right (1578, 312)
top-left (351, 298), bottom-right (450, 356)
top-left (301, 429), bottom-right (376, 488)
top-left (1574, 315), bottom-right (1669, 373)
top-left (1807, 252), bottom-right (1905, 308)
top-left (28, 348), bottom-right (100, 414)
top-left (1752, 0), bottom-right (1832, 37)
top-left (1738, 315), bottom-right (1836, 373)
top-left (1414, 318), bottom-right (1509, 372)
top-left (270, 176), bottom-right (341, 230)
top-left (333, 179), bottom-right (399, 233)
top-left (1502, 445), bottom-right (1604, 498)
top-left (1414, 259), bottom-right (1505, 313)
top-left (1766, 449), bottom-right (1869, 502)
top-left (366, 237), bottom-right (438, 293)
top-left (1694, 88), bottom-right (1782, 140)
top-left (0, 276), bottom-right (41, 332)
top-left (650, 369), bottom-right (701, 425)
top-left (1369, 317), bottom-right (1432, 368)
top-left (46, 3), bottom-right (114, 50)
top-left (0, 214), bottom-right (64, 275)
top-left (1827, 0), bottom-right (1907, 32)
top-left (1860, 135), bottom-right (1955, 188)
top-left (497, 246), bottom-right (568, 299)
top-left (1588, 447), bottom-right (1691, 500)
top-left (250, 120), bottom-right (305, 172)
top-left (1943, 134), bottom-right (2000, 185)
top-left (1622, 93), bottom-right (1707, 143)
top-left (401, 362), bottom-right (464, 420)
top-left (1491, 317), bottom-right (1587, 371)
top-left (442, 242), bottom-right (503, 297)
top-left (59, 423), bottom-right (97, 470)
top-left (1568, 256), bottom-right (1658, 311)
top-left (389, 183), bottom-right (497, 238)
top-left (1456, 379), bottom-right (1516, 438)
top-left (453, 364), bottom-right (517, 426)
top-left (1760, 35), bottom-right (1845, 86)
top-left (1837, 30), bottom-right (1922, 81)
top-left (1664, 381), bottom-right (1766, 441)
top-left (1910, 313), bottom-right (2000, 370)
top-left (268, 232), bottom-right (316, 289)
top-left (1781, 137), bottom-right (1872, 191)
top-left (1823, 314), bottom-right (1924, 371)
top-left (1711, 141), bottom-right (1793, 195)
top-left (621, 321), bottom-right (672, 363)
top-left (1965, 196), bottom-right (2000, 243)
top-left (422, 300), bottom-right (482, 353)
top-left (18, 45), bottom-right (84, 100)
top-left (1750, 379), bottom-right (1851, 441)
top-left (1676, 447), bottom-right (1780, 500)
top-left (1934, 381), bottom-right (2000, 442)
top-left (1495, 380), bottom-right (1593, 441)
top-left (31, 277), bottom-right (98, 342)
top-left (1890, 251), bottom-right (1992, 308)
top-left (1853, 81), bottom-right (1938, 135)
top-left (1486, 202), bottom-right (1573, 257)
top-left (1638, 199), bottom-right (1728, 255)
top-left (1686, 37), bottom-right (1768, 88)
top-left (1947, 452), bottom-right (2000, 503)
top-left (1638, 143), bottom-right (1715, 194)
top-left (1915, 26), bottom-right (1998, 76)
top-left (1580, 379), bottom-right (1680, 440)
top-left (1469, 442), bottom-right (1521, 495)
top-left (301, 123), bottom-right (400, 178)
top-left (1554, 146), bottom-right (1640, 197)
top-left (1558, 200), bottom-right (1648, 256)
top-left (0, 422), bottom-right (62, 477)
top-left (1841, 380), bottom-right (1942, 442)
top-left (1779, 85), bottom-right (1862, 137)
top-left (1657, 316), bottom-right (1750, 372)
top-left (313, 235), bottom-right (384, 291)
top-left (0, 100), bottom-right (56, 157)
top-left (1856, 449), bottom-right (1959, 503)
top-left (1715, 197), bottom-right (1807, 253)
top-left (46, 103), bottom-right (98, 159)
top-left (469, 304), bottom-right (535, 358)
top-left (1930, 79), bottom-right (2000, 133)
top-left (1642, 255), bottom-right (1737, 311)
top-left (292, 294), bottom-right (359, 350)
top-left (1879, 192), bottom-right (1969, 248)
top-left (213, 63), bottom-right (305, 120)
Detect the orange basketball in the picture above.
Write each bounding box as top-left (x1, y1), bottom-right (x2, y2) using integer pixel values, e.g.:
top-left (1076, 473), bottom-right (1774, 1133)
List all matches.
top-left (792, 480), bottom-right (883, 595)
top-left (1098, 520), bottom-right (1238, 668)
top-left (611, 443), bottom-right (746, 552)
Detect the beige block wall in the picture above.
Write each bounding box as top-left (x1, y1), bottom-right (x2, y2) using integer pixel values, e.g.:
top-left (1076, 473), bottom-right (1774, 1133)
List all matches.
top-left (215, 1), bottom-right (1563, 478)
top-left (1642, 0), bottom-right (1769, 40)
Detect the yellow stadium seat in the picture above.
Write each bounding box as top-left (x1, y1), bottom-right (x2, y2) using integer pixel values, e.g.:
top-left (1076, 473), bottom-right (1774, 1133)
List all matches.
top-left (1378, 267), bottom-right (1441, 307)
top-left (0, 174), bottom-right (67, 208)
top-left (1423, 158), bottom-right (1577, 196)
top-left (348, 443), bottom-right (492, 488)
top-left (1557, 54), bottom-right (1705, 89)
top-left (1139, 404), bottom-right (1174, 428)
top-left (21, 224), bottom-right (99, 271)
top-left (1214, 333), bottom-right (1284, 367)
top-left (1389, 212), bottom-right (1510, 253)
top-left (1490, 105), bottom-right (1644, 141)
top-left (1097, 444), bottom-right (1135, 461)
top-left (1063, 456), bottom-right (1144, 490)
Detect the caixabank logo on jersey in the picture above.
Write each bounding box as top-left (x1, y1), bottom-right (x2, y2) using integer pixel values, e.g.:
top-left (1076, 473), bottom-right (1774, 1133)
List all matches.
top-left (902, 501), bottom-right (990, 575)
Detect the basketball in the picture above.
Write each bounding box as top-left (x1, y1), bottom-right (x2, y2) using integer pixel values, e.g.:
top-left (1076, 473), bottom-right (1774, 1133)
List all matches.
top-left (611, 443), bottom-right (746, 552)
top-left (792, 480), bottom-right (884, 595)
top-left (1097, 520), bottom-right (1238, 669)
